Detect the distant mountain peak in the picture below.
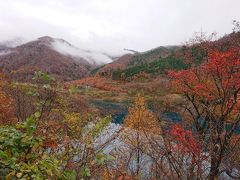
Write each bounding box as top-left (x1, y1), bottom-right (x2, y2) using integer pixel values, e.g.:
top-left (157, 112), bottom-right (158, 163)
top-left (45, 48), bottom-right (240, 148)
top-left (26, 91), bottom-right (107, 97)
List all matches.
top-left (37, 36), bottom-right (72, 46)
top-left (38, 36), bottom-right (55, 43)
top-left (0, 35), bottom-right (120, 81)
top-left (0, 36), bottom-right (91, 81)
top-left (123, 48), bottom-right (140, 54)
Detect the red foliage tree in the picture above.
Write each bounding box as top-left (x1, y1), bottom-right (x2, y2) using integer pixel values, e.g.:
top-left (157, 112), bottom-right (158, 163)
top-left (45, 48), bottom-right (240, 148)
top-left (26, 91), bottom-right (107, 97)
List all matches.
top-left (170, 124), bottom-right (201, 158)
top-left (169, 124), bottom-right (209, 178)
top-left (168, 49), bottom-right (240, 179)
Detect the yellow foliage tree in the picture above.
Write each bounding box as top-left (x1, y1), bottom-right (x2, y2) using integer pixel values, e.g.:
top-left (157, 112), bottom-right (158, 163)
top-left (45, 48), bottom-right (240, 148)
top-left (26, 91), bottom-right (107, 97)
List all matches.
top-left (121, 94), bottom-right (161, 178)
top-left (124, 94), bottom-right (161, 134)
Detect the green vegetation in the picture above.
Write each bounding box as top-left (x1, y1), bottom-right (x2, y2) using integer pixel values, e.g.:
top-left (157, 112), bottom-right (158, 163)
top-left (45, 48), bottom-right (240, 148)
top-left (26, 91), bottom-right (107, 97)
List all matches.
top-left (129, 46), bottom-right (180, 66)
top-left (112, 44), bottom-right (208, 80)
top-left (90, 65), bottom-right (105, 75)
top-left (113, 56), bottom-right (189, 80)
top-left (0, 115), bottom-right (65, 179)
top-left (0, 28), bottom-right (239, 179)
top-left (0, 71), bottom-right (115, 179)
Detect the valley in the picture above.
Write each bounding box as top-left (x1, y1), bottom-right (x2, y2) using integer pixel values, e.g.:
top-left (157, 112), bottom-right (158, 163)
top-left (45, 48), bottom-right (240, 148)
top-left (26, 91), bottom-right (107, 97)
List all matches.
top-left (0, 28), bottom-right (239, 179)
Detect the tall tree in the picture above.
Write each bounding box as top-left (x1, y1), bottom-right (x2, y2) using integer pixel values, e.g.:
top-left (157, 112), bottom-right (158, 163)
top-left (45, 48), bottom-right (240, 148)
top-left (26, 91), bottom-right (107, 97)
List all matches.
top-left (169, 49), bottom-right (240, 179)
top-left (122, 94), bottom-right (161, 178)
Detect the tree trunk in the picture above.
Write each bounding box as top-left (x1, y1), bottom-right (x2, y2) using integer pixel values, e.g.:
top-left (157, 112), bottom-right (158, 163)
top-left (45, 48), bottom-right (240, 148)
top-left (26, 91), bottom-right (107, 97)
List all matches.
top-left (136, 132), bottom-right (140, 179)
top-left (208, 154), bottom-right (221, 180)
top-left (209, 166), bottom-right (219, 180)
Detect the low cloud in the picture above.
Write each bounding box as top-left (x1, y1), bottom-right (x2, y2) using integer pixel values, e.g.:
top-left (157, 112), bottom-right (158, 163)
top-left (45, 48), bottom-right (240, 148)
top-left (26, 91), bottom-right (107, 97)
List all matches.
top-left (52, 39), bottom-right (113, 65)
top-left (0, 0), bottom-right (239, 54)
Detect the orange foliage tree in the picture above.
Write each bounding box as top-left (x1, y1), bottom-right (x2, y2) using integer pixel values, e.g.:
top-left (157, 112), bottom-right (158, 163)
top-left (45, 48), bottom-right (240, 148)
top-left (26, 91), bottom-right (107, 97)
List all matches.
top-left (0, 72), bottom-right (14, 124)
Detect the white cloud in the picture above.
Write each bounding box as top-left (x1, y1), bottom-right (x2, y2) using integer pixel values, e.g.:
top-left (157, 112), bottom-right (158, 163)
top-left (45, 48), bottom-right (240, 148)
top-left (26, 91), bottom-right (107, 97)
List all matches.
top-left (0, 50), bottom-right (12, 56)
top-left (0, 0), bottom-right (239, 54)
top-left (52, 38), bottom-right (113, 64)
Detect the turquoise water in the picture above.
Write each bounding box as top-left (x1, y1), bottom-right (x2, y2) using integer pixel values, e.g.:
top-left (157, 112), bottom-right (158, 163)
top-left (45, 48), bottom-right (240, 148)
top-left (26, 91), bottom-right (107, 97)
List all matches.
top-left (91, 100), bottom-right (240, 134)
top-left (90, 100), bottom-right (182, 124)
top-left (225, 124), bottom-right (240, 134)
top-left (90, 100), bottom-right (128, 124)
top-left (112, 110), bottom-right (128, 124)
top-left (161, 111), bottom-right (182, 122)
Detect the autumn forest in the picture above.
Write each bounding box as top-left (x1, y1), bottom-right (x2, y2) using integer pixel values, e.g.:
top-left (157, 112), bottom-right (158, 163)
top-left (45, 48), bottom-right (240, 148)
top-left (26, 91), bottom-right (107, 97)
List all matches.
top-left (0, 11), bottom-right (240, 180)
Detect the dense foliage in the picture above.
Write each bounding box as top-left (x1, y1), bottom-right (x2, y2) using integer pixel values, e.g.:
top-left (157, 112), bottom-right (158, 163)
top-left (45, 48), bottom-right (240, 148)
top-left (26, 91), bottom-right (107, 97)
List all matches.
top-left (0, 28), bottom-right (239, 179)
top-left (0, 115), bottom-right (64, 179)
top-left (168, 49), bottom-right (240, 179)
top-left (112, 45), bottom-right (208, 80)
top-left (112, 56), bottom-right (189, 80)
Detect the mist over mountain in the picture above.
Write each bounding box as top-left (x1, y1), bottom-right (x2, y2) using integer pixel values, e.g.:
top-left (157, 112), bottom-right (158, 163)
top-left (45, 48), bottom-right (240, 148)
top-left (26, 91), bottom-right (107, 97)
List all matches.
top-left (0, 38), bottom-right (24, 48)
top-left (0, 1), bottom-right (239, 179)
top-left (0, 36), bottom-right (115, 81)
top-left (51, 37), bottom-right (113, 65)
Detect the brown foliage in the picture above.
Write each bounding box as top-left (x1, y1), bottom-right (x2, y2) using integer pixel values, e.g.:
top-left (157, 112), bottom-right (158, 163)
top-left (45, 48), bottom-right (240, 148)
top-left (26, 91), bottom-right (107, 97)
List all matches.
top-left (97, 54), bottom-right (134, 77)
top-left (67, 77), bottom-right (126, 93)
top-left (0, 72), bottom-right (15, 124)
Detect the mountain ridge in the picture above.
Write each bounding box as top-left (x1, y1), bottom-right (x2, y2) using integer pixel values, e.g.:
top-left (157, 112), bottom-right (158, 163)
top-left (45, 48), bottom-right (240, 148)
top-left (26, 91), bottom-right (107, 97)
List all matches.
top-left (0, 36), bottom-right (91, 81)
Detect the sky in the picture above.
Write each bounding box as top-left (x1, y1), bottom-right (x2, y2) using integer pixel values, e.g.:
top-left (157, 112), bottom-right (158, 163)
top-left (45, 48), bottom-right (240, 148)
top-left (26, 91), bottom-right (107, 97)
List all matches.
top-left (0, 0), bottom-right (239, 55)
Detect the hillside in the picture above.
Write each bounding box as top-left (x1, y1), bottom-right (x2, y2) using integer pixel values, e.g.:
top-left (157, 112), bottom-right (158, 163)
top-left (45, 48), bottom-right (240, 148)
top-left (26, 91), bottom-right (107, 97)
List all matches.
top-left (94, 54), bottom-right (134, 77)
top-left (96, 32), bottom-right (240, 80)
top-left (0, 36), bottom-right (113, 81)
